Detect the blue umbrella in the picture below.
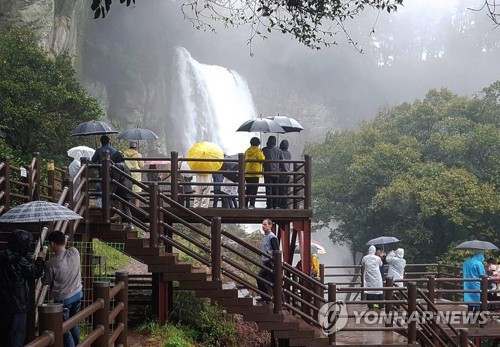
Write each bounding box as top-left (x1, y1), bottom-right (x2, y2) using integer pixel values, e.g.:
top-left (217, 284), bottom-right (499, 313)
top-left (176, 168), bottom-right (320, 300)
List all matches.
top-left (0, 201), bottom-right (82, 223)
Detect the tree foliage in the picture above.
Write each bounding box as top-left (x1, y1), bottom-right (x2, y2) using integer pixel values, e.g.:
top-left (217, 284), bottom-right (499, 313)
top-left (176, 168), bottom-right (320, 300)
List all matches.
top-left (90, 0), bottom-right (403, 49)
top-left (0, 28), bottom-right (103, 163)
top-left (306, 85), bottom-right (500, 262)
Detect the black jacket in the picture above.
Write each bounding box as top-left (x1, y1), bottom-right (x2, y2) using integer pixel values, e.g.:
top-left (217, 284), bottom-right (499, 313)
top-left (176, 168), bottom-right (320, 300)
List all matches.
top-left (0, 249), bottom-right (45, 314)
top-left (111, 162), bottom-right (133, 200)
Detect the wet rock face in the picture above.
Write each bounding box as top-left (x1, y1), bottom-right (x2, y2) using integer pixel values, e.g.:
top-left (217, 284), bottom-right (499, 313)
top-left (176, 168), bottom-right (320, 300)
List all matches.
top-left (0, 0), bottom-right (86, 55)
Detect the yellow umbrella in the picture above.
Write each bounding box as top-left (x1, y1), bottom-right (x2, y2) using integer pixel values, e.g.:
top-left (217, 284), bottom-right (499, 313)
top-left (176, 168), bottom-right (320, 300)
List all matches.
top-left (187, 141), bottom-right (224, 172)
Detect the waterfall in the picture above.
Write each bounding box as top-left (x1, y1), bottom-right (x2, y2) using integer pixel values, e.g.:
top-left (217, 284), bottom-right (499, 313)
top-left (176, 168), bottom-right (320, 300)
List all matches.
top-left (169, 47), bottom-right (256, 155)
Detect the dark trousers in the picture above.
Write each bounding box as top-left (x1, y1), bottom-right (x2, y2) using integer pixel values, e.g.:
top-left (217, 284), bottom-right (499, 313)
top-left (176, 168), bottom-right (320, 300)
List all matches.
top-left (366, 293), bottom-right (384, 310)
top-left (278, 175), bottom-right (290, 208)
top-left (245, 177), bottom-right (259, 207)
top-left (257, 261), bottom-right (274, 296)
top-left (61, 299), bottom-right (81, 347)
top-left (264, 175), bottom-right (279, 208)
top-left (0, 313), bottom-right (26, 347)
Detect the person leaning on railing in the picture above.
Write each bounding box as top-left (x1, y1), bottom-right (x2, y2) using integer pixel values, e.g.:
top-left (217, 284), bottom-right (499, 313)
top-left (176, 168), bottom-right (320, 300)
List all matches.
top-left (244, 137), bottom-right (265, 209)
top-left (43, 231), bottom-right (83, 347)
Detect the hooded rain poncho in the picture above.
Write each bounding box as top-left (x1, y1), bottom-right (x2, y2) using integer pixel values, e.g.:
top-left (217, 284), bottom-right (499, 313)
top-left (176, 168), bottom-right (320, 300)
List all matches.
top-left (386, 248), bottom-right (406, 287)
top-left (463, 253), bottom-right (486, 303)
top-left (361, 245), bottom-right (383, 294)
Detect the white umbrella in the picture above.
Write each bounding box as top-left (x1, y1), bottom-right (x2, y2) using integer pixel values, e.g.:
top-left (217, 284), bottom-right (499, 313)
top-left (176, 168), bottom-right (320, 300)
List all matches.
top-left (366, 236), bottom-right (400, 246)
top-left (295, 241), bottom-right (327, 254)
top-left (67, 146), bottom-right (95, 159)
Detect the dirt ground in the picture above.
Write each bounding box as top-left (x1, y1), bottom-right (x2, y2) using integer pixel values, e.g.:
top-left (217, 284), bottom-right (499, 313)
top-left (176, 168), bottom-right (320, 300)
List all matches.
top-left (127, 329), bottom-right (162, 347)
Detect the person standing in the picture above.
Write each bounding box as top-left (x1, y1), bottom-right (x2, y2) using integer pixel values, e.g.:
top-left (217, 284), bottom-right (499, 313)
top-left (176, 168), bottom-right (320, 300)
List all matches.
top-left (110, 151), bottom-right (134, 230)
top-left (256, 219), bottom-right (280, 302)
top-left (262, 136), bottom-right (283, 209)
top-left (245, 137), bottom-right (265, 209)
top-left (124, 141), bottom-right (144, 207)
top-left (463, 252), bottom-right (486, 312)
top-left (278, 139), bottom-right (291, 209)
top-left (43, 231), bottom-right (83, 347)
top-left (386, 248), bottom-right (406, 287)
top-left (0, 229), bottom-right (46, 347)
top-left (193, 173), bottom-right (212, 208)
top-left (361, 245), bottom-right (384, 310)
top-left (91, 135), bottom-right (117, 207)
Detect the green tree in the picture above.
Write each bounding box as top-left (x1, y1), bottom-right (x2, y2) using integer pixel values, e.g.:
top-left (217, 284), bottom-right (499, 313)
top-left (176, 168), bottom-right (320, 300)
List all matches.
top-left (90, 0), bottom-right (403, 49)
top-left (306, 85), bottom-right (500, 262)
top-left (0, 27), bottom-right (103, 163)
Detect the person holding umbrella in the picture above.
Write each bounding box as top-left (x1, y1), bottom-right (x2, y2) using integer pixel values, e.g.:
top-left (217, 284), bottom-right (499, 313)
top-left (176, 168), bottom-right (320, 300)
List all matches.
top-left (244, 137), bottom-right (265, 209)
top-left (91, 135), bottom-right (117, 208)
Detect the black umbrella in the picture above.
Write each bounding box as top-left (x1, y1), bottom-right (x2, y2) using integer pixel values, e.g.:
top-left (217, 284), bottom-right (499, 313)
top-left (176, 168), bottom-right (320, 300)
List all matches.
top-left (236, 118), bottom-right (285, 133)
top-left (118, 128), bottom-right (159, 141)
top-left (455, 240), bottom-right (498, 251)
top-left (220, 161), bottom-right (239, 182)
top-left (71, 120), bottom-right (118, 137)
top-left (266, 115), bottom-right (304, 133)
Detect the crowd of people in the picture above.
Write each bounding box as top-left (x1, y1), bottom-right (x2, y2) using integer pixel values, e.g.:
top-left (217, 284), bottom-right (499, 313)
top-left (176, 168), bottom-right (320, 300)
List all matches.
top-left (69, 135), bottom-right (295, 214)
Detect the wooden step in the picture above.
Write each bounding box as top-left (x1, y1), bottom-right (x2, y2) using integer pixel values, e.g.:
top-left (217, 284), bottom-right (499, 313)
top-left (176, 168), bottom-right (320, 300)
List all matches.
top-left (179, 280), bottom-right (222, 290)
top-left (148, 263), bottom-right (193, 273)
top-left (289, 337), bottom-right (330, 346)
top-left (124, 245), bottom-right (166, 256)
top-left (274, 329), bottom-right (316, 339)
top-left (135, 254), bottom-right (177, 265)
top-left (244, 312), bottom-right (283, 322)
top-left (212, 297), bottom-right (254, 307)
top-left (258, 321), bottom-right (299, 331)
top-left (195, 289), bottom-right (238, 298)
top-left (161, 271), bottom-right (208, 281)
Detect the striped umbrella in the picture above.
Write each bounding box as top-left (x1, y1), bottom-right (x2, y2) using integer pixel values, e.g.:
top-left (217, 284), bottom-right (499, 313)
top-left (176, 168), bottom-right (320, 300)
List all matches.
top-left (0, 201), bottom-right (82, 223)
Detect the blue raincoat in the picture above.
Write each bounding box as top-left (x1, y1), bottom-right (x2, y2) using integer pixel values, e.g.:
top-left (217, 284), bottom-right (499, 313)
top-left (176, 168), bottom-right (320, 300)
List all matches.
top-left (463, 253), bottom-right (486, 303)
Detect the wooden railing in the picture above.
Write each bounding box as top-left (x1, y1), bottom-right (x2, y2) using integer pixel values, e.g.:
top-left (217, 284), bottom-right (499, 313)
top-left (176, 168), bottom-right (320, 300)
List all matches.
top-left (26, 272), bottom-right (128, 347)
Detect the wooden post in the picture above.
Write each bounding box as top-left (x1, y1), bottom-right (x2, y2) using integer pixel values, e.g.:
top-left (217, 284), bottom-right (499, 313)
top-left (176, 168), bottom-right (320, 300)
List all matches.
top-left (436, 262), bottom-right (443, 300)
top-left (385, 276), bottom-right (394, 327)
top-left (304, 154), bottom-right (311, 209)
top-left (407, 282), bottom-right (417, 344)
top-left (238, 153), bottom-right (245, 209)
top-left (427, 275), bottom-right (435, 304)
top-left (211, 217), bottom-right (222, 281)
top-left (273, 250), bottom-right (283, 313)
top-left (81, 157), bottom-right (90, 236)
top-left (115, 272), bottom-right (129, 347)
top-left (361, 264), bottom-right (366, 301)
top-left (102, 151), bottom-right (111, 222)
top-left (93, 281), bottom-right (110, 347)
top-left (38, 303), bottom-right (64, 347)
top-left (481, 275), bottom-right (488, 313)
top-left (328, 283), bottom-right (337, 344)
top-left (459, 328), bottom-right (469, 347)
top-left (171, 151), bottom-right (178, 202)
top-left (149, 182), bottom-right (159, 248)
top-left (47, 160), bottom-right (55, 202)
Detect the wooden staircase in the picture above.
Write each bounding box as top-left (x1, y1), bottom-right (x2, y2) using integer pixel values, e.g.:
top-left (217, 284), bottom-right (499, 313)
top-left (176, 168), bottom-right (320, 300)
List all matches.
top-left (94, 223), bottom-right (331, 346)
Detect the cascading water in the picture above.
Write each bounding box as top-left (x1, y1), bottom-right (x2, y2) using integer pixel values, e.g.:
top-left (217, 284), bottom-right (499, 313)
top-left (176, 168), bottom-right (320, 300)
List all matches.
top-left (169, 47), bottom-right (256, 155)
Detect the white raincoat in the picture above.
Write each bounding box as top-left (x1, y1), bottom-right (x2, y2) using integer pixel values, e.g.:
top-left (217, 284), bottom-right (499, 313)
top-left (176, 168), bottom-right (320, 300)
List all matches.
top-left (386, 248), bottom-right (406, 287)
top-left (361, 245), bottom-right (383, 294)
